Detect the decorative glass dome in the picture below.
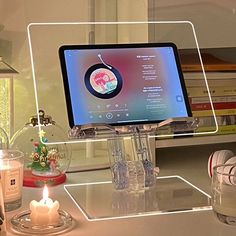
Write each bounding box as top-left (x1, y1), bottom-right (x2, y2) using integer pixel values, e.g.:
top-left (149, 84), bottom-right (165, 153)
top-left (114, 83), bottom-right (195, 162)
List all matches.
top-left (0, 126), bottom-right (9, 149)
top-left (10, 110), bottom-right (71, 187)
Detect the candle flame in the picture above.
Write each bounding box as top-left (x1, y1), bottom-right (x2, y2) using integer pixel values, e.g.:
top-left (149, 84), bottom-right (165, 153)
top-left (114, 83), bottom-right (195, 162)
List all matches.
top-left (43, 185), bottom-right (49, 201)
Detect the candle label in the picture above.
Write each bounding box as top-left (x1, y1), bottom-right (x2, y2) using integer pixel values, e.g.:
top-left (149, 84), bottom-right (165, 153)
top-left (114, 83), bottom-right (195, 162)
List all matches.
top-left (1, 168), bottom-right (23, 202)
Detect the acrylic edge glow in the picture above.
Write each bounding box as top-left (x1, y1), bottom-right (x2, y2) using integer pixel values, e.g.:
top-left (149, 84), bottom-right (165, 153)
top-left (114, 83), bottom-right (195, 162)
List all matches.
top-left (63, 175), bottom-right (212, 222)
top-left (27, 21), bottom-right (218, 145)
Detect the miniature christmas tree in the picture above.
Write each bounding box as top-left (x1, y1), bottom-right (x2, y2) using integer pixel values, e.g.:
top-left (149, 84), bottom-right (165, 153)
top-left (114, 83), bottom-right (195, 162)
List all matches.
top-left (28, 130), bottom-right (60, 175)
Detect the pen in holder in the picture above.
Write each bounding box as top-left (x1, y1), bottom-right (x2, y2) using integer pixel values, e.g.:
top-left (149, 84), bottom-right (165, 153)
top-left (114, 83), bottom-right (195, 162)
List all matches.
top-left (107, 137), bottom-right (129, 190)
top-left (132, 129), bottom-right (156, 188)
top-left (107, 136), bottom-right (145, 192)
top-left (107, 130), bottom-right (157, 192)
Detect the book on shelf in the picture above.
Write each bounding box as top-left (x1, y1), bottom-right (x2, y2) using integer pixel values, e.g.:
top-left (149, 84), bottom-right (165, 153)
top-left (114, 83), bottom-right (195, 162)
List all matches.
top-left (155, 116), bottom-right (236, 137)
top-left (179, 48), bottom-right (236, 72)
top-left (184, 71), bottom-right (236, 80)
top-left (185, 77), bottom-right (236, 87)
top-left (180, 47), bottom-right (236, 88)
top-left (190, 92), bottom-right (236, 134)
top-left (195, 124), bottom-right (236, 135)
top-left (167, 48), bottom-right (236, 138)
top-left (190, 96), bottom-right (236, 104)
top-left (197, 115), bottom-right (236, 126)
top-left (193, 114), bottom-right (236, 135)
top-left (189, 96), bottom-right (236, 111)
top-left (187, 86), bottom-right (236, 97)
top-left (188, 87), bottom-right (236, 117)
top-left (190, 102), bottom-right (236, 111)
top-left (192, 108), bottom-right (236, 117)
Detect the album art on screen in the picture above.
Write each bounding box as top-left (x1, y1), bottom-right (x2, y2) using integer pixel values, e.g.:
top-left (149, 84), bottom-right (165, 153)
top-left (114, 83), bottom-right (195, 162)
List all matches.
top-left (59, 43), bottom-right (191, 128)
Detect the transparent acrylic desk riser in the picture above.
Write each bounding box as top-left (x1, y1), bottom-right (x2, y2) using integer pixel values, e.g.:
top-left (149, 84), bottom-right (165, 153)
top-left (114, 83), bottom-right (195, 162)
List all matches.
top-left (64, 176), bottom-right (211, 221)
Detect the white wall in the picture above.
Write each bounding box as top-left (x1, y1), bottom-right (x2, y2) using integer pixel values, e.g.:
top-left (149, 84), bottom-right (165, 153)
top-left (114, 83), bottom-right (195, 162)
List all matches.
top-left (148, 0), bottom-right (236, 48)
top-left (0, 0), bottom-right (236, 136)
top-left (0, 0), bottom-right (92, 135)
top-left (0, 0), bottom-right (149, 135)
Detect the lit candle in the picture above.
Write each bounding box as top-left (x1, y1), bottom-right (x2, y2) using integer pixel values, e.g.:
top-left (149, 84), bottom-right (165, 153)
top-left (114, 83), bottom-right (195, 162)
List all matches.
top-left (30, 185), bottom-right (60, 225)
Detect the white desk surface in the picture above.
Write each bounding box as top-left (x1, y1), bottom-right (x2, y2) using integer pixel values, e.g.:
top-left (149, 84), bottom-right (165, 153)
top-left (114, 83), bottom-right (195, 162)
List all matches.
top-left (5, 143), bottom-right (236, 236)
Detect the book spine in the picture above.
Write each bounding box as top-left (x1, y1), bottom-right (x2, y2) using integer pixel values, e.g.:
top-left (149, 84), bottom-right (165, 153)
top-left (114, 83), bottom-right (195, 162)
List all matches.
top-left (185, 79), bottom-right (236, 87)
top-left (190, 96), bottom-right (236, 104)
top-left (182, 64), bottom-right (236, 72)
top-left (195, 124), bottom-right (236, 135)
top-left (187, 86), bottom-right (236, 97)
top-left (184, 72), bottom-right (236, 80)
top-left (190, 102), bottom-right (236, 111)
top-left (192, 109), bottom-right (236, 117)
top-left (197, 115), bottom-right (236, 126)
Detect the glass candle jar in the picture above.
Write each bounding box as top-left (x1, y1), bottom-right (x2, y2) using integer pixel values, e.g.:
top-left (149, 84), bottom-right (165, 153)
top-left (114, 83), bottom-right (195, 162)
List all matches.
top-left (0, 149), bottom-right (24, 211)
top-left (211, 163), bottom-right (236, 225)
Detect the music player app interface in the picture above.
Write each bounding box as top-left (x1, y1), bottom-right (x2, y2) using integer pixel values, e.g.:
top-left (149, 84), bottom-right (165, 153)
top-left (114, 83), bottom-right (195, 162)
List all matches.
top-left (63, 46), bottom-right (189, 125)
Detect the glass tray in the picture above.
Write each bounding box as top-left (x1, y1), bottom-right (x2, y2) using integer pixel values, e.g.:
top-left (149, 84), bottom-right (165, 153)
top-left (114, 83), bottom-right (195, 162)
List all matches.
top-left (11, 209), bottom-right (73, 235)
top-left (64, 175), bottom-right (212, 221)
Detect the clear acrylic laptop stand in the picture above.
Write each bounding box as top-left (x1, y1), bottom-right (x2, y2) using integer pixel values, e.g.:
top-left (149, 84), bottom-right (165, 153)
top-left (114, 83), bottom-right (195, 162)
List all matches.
top-left (65, 118), bottom-right (212, 221)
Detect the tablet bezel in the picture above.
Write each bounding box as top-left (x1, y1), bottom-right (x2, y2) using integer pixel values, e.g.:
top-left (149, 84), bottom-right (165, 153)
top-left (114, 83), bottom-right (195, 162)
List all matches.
top-left (59, 42), bottom-right (192, 128)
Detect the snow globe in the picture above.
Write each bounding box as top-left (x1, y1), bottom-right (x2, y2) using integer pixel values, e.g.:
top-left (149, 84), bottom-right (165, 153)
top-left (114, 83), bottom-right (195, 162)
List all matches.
top-left (10, 110), bottom-right (71, 187)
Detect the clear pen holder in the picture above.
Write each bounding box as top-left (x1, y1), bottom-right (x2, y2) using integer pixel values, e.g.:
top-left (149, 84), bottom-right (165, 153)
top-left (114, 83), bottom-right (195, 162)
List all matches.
top-left (107, 133), bottom-right (156, 192)
top-left (107, 137), bottom-right (129, 191)
top-left (131, 133), bottom-right (156, 188)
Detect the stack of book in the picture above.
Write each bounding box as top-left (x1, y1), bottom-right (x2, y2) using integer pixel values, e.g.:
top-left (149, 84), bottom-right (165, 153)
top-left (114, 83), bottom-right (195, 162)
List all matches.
top-left (179, 48), bottom-right (236, 135)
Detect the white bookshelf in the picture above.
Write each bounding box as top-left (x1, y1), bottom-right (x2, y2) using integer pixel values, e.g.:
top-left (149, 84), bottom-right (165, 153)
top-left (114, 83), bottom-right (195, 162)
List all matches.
top-left (155, 134), bottom-right (236, 148)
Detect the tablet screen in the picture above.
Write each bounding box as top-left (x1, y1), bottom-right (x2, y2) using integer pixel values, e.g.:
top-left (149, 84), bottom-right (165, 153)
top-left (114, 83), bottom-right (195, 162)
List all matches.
top-left (59, 43), bottom-right (191, 127)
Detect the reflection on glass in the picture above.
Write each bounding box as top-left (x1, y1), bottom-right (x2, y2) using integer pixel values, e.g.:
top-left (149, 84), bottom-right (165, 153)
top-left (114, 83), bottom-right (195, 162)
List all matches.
top-left (112, 188), bottom-right (158, 216)
top-left (64, 176), bottom-right (211, 220)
